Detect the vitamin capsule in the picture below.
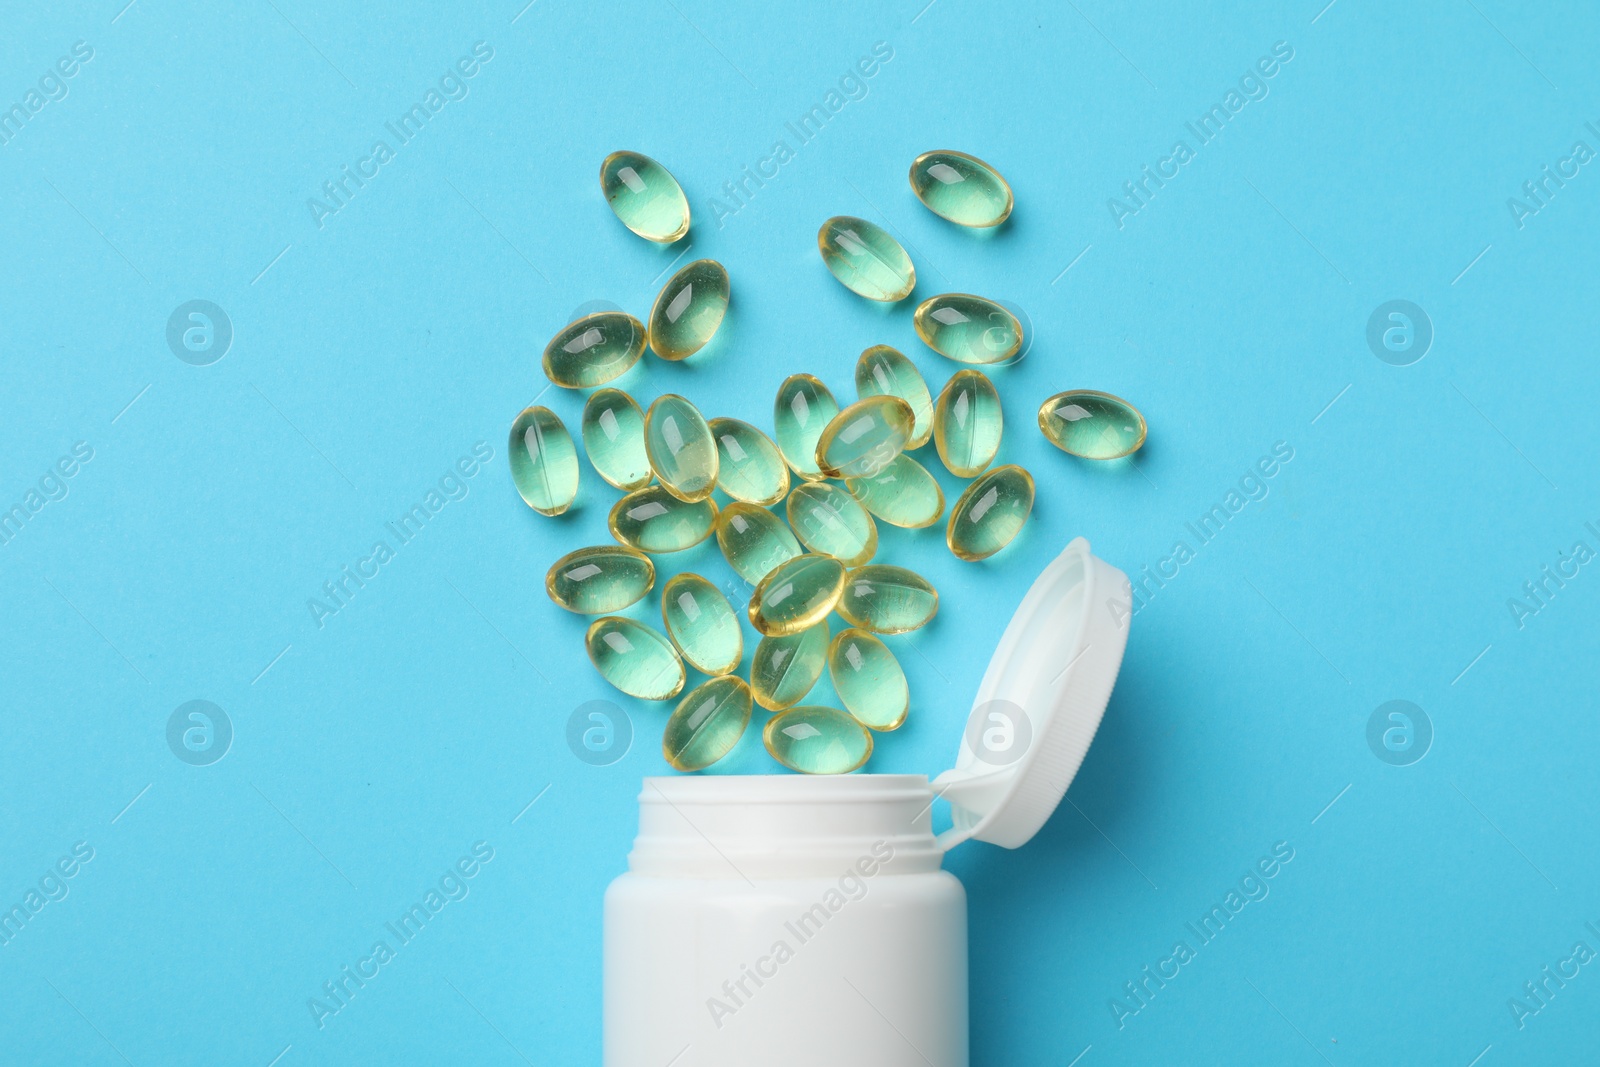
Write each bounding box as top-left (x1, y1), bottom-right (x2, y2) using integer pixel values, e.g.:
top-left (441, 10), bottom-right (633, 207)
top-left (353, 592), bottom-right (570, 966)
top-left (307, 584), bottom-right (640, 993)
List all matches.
top-left (934, 369), bottom-right (1003, 478)
top-left (663, 675), bottom-right (752, 772)
top-left (828, 628), bottom-right (909, 731)
top-left (786, 481), bottom-right (877, 567)
top-left (649, 259), bottom-right (729, 361)
top-left (543, 312), bottom-right (646, 389)
top-left (845, 454), bottom-right (945, 529)
top-left (855, 345), bottom-right (934, 448)
top-left (662, 573), bottom-right (743, 676)
top-left (748, 554), bottom-right (846, 637)
top-left (914, 294), bottom-right (1022, 365)
top-left (773, 374), bottom-right (840, 481)
top-left (609, 485), bottom-right (718, 553)
top-left (545, 544), bottom-right (655, 614)
top-left (947, 464), bottom-right (1034, 562)
top-left (814, 395), bottom-right (915, 479)
top-left (836, 565), bottom-right (938, 634)
top-left (709, 418), bottom-right (789, 506)
top-left (582, 389), bottom-right (652, 491)
top-left (764, 706), bottom-right (873, 774)
top-left (908, 150), bottom-right (1014, 228)
top-left (644, 394), bottom-right (718, 503)
top-left (716, 502), bottom-right (803, 585)
top-left (600, 150), bottom-right (690, 243)
top-left (508, 405), bottom-right (579, 516)
top-left (1037, 390), bottom-right (1148, 460)
top-left (585, 616), bottom-right (685, 701)
top-left (750, 622), bottom-right (829, 711)
top-left (817, 216), bottom-right (916, 302)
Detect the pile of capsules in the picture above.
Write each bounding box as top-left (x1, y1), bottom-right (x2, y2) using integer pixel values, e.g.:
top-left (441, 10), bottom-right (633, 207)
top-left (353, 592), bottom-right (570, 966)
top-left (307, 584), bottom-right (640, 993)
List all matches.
top-left (511, 149), bottom-right (1146, 775)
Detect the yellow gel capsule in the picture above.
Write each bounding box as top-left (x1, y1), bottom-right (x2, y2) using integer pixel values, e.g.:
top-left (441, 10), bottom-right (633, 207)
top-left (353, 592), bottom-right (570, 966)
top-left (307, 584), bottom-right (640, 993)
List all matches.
top-left (827, 628), bottom-right (908, 731)
top-left (855, 344), bottom-right (934, 448)
top-left (764, 706), bottom-right (873, 774)
top-left (508, 405), bottom-right (579, 516)
top-left (817, 216), bottom-right (916, 302)
top-left (1038, 390), bottom-right (1148, 460)
top-left (600, 150), bottom-right (690, 243)
top-left (649, 259), bottom-right (729, 361)
top-left (610, 485), bottom-right (718, 553)
top-left (947, 464), bottom-right (1034, 562)
top-left (750, 621), bottom-right (829, 711)
top-left (773, 374), bottom-right (840, 481)
top-left (836, 565), bottom-right (938, 634)
top-left (663, 675), bottom-right (752, 771)
top-left (914, 294), bottom-right (1022, 365)
top-left (748, 553), bottom-right (846, 637)
top-left (582, 389), bottom-right (652, 491)
top-left (709, 418), bottom-right (789, 506)
top-left (934, 369), bottom-right (1003, 478)
top-left (644, 394), bottom-right (718, 503)
top-left (585, 616), bottom-right (685, 701)
top-left (908, 150), bottom-right (1014, 228)
top-left (814, 395), bottom-right (915, 479)
top-left (845, 454), bottom-right (945, 529)
top-left (662, 573), bottom-right (743, 676)
top-left (545, 545), bottom-right (655, 614)
top-left (716, 502), bottom-right (803, 585)
top-left (542, 312), bottom-right (647, 389)
top-left (786, 481), bottom-right (877, 567)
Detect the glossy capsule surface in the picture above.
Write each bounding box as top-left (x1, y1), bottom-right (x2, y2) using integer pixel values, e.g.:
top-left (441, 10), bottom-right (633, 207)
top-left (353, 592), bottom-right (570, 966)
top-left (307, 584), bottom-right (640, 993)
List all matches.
top-left (1038, 390), bottom-right (1148, 460)
top-left (750, 622), bottom-right (829, 711)
top-left (545, 545), bottom-right (654, 614)
top-left (836, 565), bottom-right (938, 634)
top-left (909, 150), bottom-right (1014, 228)
top-left (663, 676), bottom-right (752, 771)
top-left (814, 396), bottom-right (915, 479)
top-left (947, 464), bottom-right (1034, 562)
top-left (828, 628), bottom-right (909, 731)
top-left (914, 294), bottom-right (1021, 365)
top-left (585, 616), bottom-right (685, 700)
top-left (934, 369), bottom-right (1003, 478)
top-left (817, 216), bottom-right (915, 302)
top-left (649, 259), bottom-right (728, 361)
top-left (709, 418), bottom-right (789, 506)
top-left (773, 374), bottom-right (839, 481)
top-left (509, 406), bottom-right (579, 516)
top-left (845, 454), bottom-right (944, 529)
top-left (582, 389), bottom-right (651, 491)
top-left (764, 706), bottom-right (873, 774)
top-left (600, 151), bottom-right (690, 243)
top-left (644, 394), bottom-right (718, 503)
top-left (855, 345), bottom-right (933, 448)
top-left (609, 486), bottom-right (718, 553)
top-left (716, 502), bottom-right (803, 585)
top-left (748, 554), bottom-right (846, 637)
top-left (786, 481), bottom-right (877, 567)
top-left (662, 573), bottom-right (742, 676)
top-left (543, 312), bottom-right (646, 389)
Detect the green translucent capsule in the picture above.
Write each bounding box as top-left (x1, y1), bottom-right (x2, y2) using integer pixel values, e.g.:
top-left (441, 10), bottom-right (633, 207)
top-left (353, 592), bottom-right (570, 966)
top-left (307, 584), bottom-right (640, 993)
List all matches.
top-left (582, 389), bottom-right (651, 491)
top-left (509, 405), bottom-right (579, 516)
top-left (934, 369), bottom-right (1003, 478)
top-left (709, 418), bottom-right (789, 507)
top-left (649, 259), bottom-right (729, 361)
top-left (914, 294), bottom-right (1022, 365)
top-left (749, 553), bottom-right (846, 637)
top-left (855, 345), bottom-right (933, 449)
top-left (817, 216), bottom-right (916, 303)
top-left (750, 622), bottom-right (829, 711)
top-left (543, 312), bottom-right (647, 389)
top-left (764, 706), bottom-right (873, 774)
top-left (664, 675), bottom-right (752, 771)
top-left (609, 485), bottom-right (718, 553)
top-left (948, 464), bottom-right (1034, 562)
top-left (716, 502), bottom-right (803, 585)
top-left (773, 374), bottom-right (840, 482)
top-left (909, 150), bottom-right (1014, 228)
top-left (845, 454), bottom-right (945, 529)
top-left (600, 150), bottom-right (690, 243)
top-left (814, 396), bottom-right (915, 479)
top-left (1038, 390), bottom-right (1148, 460)
top-left (828, 628), bottom-right (909, 731)
top-left (662, 573), bottom-right (743, 676)
top-left (585, 616), bottom-right (685, 701)
top-left (545, 545), bottom-right (655, 614)
top-left (786, 481), bottom-right (877, 567)
top-left (644, 394), bottom-right (718, 503)
top-left (837, 565), bottom-right (938, 634)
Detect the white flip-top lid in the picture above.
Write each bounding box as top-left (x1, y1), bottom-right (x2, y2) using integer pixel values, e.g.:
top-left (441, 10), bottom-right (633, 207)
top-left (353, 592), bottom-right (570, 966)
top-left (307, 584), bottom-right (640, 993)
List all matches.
top-left (933, 537), bottom-right (1131, 851)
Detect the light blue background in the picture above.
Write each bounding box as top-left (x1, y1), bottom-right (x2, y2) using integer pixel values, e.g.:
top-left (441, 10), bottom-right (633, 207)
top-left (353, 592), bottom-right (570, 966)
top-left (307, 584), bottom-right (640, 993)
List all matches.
top-left (3, 0), bottom-right (1598, 1063)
